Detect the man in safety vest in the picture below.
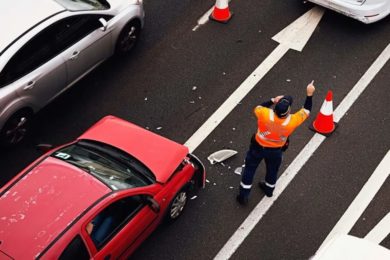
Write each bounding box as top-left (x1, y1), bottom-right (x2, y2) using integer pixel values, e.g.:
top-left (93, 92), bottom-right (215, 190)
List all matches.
top-left (237, 81), bottom-right (316, 205)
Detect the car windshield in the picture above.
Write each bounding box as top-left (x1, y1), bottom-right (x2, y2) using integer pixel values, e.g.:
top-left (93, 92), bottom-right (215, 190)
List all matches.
top-left (51, 140), bottom-right (155, 190)
top-left (54, 0), bottom-right (110, 11)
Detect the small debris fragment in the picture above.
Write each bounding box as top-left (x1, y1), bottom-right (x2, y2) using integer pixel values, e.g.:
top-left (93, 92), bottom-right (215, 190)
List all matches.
top-left (198, 96), bottom-right (202, 99)
top-left (286, 79), bottom-right (291, 82)
top-left (156, 127), bottom-right (162, 130)
top-left (192, 86), bottom-right (197, 90)
top-left (206, 179), bottom-right (210, 183)
top-left (213, 183), bottom-right (216, 186)
top-left (189, 100), bottom-right (195, 104)
top-left (207, 149), bottom-right (238, 164)
top-left (190, 195), bottom-right (198, 200)
top-left (144, 97), bottom-right (148, 101)
top-left (234, 167), bottom-right (243, 175)
top-left (232, 127), bottom-right (236, 131)
top-left (222, 72), bottom-right (226, 75)
top-left (229, 186), bottom-right (234, 189)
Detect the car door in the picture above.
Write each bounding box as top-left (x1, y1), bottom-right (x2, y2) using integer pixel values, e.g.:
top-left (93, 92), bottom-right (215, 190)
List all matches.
top-left (0, 24), bottom-right (68, 109)
top-left (85, 193), bottom-right (159, 259)
top-left (58, 15), bottom-right (112, 87)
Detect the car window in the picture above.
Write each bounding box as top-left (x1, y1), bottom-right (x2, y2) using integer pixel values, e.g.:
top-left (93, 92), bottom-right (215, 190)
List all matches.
top-left (54, 15), bottom-right (102, 54)
top-left (0, 15), bottom-right (102, 87)
top-left (59, 235), bottom-right (90, 260)
top-left (86, 196), bottom-right (144, 249)
top-left (54, 0), bottom-right (110, 11)
top-left (52, 141), bottom-right (154, 190)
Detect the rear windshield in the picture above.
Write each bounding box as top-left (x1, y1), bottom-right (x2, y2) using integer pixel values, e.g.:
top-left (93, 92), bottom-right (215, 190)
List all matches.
top-left (54, 0), bottom-right (110, 11)
top-left (51, 140), bottom-right (155, 190)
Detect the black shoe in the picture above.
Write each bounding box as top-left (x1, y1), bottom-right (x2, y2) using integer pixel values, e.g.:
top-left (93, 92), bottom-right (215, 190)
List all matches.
top-left (236, 195), bottom-right (248, 205)
top-left (258, 182), bottom-right (273, 197)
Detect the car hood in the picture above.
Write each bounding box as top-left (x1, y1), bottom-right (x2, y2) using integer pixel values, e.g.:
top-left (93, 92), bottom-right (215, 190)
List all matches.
top-left (78, 116), bottom-right (189, 183)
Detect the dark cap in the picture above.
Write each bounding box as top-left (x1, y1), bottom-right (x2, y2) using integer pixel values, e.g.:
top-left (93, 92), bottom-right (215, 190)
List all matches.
top-left (274, 96), bottom-right (293, 118)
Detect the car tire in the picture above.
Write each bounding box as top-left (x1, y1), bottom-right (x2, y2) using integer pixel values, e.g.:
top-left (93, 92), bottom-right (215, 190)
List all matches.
top-left (115, 20), bottom-right (141, 55)
top-left (165, 186), bottom-right (189, 222)
top-left (0, 109), bottom-right (32, 146)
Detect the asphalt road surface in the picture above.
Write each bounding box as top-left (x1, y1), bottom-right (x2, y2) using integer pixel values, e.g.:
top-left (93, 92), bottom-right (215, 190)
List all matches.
top-left (1, 0), bottom-right (389, 259)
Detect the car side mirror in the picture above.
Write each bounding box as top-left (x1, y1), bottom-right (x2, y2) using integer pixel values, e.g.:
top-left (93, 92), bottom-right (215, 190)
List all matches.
top-left (36, 144), bottom-right (53, 153)
top-left (99, 18), bottom-right (108, 31)
top-left (145, 196), bottom-right (160, 213)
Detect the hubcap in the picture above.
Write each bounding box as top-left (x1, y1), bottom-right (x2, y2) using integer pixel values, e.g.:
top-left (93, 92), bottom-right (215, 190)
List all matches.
top-left (5, 116), bottom-right (28, 144)
top-left (120, 26), bottom-right (137, 52)
top-left (170, 191), bottom-right (187, 219)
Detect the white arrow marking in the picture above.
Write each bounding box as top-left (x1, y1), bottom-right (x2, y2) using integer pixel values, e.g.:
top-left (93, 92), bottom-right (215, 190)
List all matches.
top-left (185, 7), bottom-right (325, 152)
top-left (272, 6), bottom-right (324, 52)
top-left (318, 150), bottom-right (390, 250)
top-left (214, 43), bottom-right (390, 260)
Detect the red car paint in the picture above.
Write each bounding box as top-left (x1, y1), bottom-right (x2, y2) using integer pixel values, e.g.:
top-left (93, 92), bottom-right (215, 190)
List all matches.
top-left (0, 116), bottom-right (205, 259)
top-left (79, 116), bottom-right (189, 183)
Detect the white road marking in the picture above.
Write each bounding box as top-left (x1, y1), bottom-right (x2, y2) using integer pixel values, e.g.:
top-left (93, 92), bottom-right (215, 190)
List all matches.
top-left (214, 43), bottom-right (390, 260)
top-left (185, 7), bottom-right (324, 152)
top-left (318, 150), bottom-right (390, 250)
top-left (365, 212), bottom-right (390, 244)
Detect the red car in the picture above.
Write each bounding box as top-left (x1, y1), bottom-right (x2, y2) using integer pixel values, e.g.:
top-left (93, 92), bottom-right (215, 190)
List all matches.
top-left (0, 116), bottom-right (205, 259)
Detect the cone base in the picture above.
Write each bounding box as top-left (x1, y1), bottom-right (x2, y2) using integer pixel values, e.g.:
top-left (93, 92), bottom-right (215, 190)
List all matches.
top-left (209, 11), bottom-right (234, 24)
top-left (309, 122), bottom-right (338, 137)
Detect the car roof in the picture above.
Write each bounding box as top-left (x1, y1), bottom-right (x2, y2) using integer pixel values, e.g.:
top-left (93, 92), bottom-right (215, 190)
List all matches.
top-left (78, 116), bottom-right (189, 183)
top-left (0, 157), bottom-right (111, 259)
top-left (0, 0), bottom-right (64, 54)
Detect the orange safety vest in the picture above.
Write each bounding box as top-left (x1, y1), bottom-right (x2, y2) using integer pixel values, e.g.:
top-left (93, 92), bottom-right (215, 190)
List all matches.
top-left (254, 106), bottom-right (310, 148)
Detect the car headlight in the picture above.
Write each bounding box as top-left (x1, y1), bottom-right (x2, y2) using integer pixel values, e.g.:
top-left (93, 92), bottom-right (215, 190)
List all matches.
top-left (129, 0), bottom-right (142, 4)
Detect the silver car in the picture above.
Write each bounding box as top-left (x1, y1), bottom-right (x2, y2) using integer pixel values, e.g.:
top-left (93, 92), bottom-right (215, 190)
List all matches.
top-left (0, 0), bottom-right (144, 145)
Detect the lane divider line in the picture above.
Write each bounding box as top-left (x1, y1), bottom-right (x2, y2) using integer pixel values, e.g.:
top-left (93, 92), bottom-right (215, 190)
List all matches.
top-left (318, 150), bottom-right (390, 250)
top-left (365, 212), bottom-right (390, 244)
top-left (214, 43), bottom-right (390, 260)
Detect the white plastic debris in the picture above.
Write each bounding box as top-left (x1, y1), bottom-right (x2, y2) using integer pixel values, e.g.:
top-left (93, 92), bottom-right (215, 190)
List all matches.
top-left (206, 179), bottom-right (210, 183)
top-left (192, 86), bottom-right (197, 90)
top-left (229, 186), bottom-right (234, 189)
top-left (234, 167), bottom-right (243, 175)
top-left (156, 127), bottom-right (162, 130)
top-left (190, 195), bottom-right (197, 200)
top-left (286, 79), bottom-right (291, 82)
top-left (144, 97), bottom-right (148, 101)
top-left (207, 149), bottom-right (238, 165)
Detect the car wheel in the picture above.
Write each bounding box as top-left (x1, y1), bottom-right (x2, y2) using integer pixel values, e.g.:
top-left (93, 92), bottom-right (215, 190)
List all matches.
top-left (0, 110), bottom-right (32, 146)
top-left (115, 20), bottom-right (141, 55)
top-left (166, 186), bottom-right (188, 222)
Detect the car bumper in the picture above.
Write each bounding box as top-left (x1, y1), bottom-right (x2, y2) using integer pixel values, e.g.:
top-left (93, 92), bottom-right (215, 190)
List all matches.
top-left (309, 0), bottom-right (390, 23)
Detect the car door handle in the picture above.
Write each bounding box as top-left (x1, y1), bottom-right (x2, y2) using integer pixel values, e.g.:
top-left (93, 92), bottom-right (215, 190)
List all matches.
top-left (23, 81), bottom-right (35, 90)
top-left (69, 51), bottom-right (80, 60)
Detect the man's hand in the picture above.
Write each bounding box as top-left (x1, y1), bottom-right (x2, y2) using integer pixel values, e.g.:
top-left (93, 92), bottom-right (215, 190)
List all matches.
top-left (272, 95), bottom-right (284, 103)
top-left (307, 80), bottom-right (315, 96)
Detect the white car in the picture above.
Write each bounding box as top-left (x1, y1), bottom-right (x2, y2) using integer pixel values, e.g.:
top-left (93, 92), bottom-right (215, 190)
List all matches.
top-left (0, 0), bottom-right (144, 145)
top-left (308, 0), bottom-right (390, 23)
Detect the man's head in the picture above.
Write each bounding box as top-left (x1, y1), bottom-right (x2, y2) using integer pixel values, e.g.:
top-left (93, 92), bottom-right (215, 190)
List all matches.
top-left (274, 96), bottom-right (293, 118)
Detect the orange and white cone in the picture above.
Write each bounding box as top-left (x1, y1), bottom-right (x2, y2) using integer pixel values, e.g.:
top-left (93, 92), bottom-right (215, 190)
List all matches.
top-left (210, 0), bottom-right (233, 23)
top-left (309, 90), bottom-right (337, 136)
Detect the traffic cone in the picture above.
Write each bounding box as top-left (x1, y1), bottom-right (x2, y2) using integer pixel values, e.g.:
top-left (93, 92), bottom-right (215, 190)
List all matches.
top-left (210, 0), bottom-right (233, 23)
top-left (309, 90), bottom-right (338, 136)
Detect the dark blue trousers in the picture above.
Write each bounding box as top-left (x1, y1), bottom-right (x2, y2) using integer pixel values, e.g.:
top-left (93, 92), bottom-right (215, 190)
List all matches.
top-left (239, 136), bottom-right (282, 198)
